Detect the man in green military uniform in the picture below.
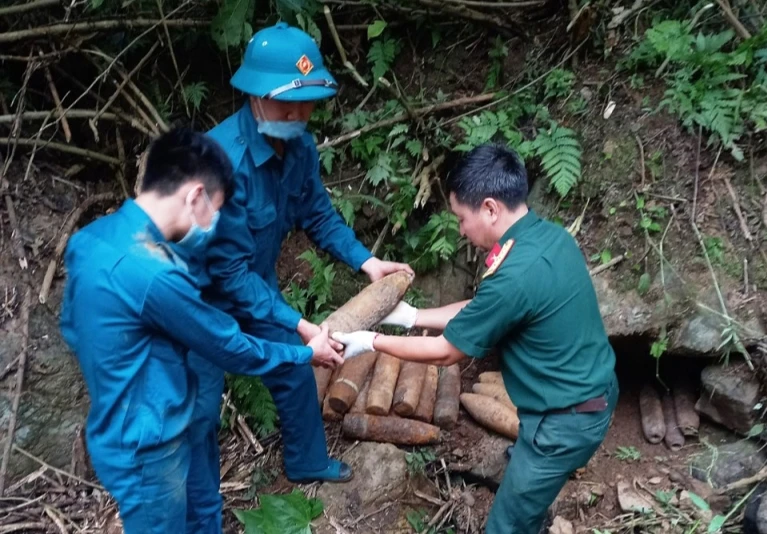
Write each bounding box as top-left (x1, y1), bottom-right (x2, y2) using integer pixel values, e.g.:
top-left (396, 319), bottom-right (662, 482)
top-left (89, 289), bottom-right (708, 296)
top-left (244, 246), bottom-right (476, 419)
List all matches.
top-left (334, 143), bottom-right (618, 533)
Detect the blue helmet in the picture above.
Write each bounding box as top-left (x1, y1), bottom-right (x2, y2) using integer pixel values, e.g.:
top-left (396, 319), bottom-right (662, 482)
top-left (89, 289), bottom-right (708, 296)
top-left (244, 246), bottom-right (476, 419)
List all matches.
top-left (231, 22), bottom-right (338, 102)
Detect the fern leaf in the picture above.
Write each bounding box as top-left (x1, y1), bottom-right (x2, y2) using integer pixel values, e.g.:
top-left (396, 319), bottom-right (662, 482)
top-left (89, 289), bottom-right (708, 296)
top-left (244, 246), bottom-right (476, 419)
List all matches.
top-left (366, 153), bottom-right (393, 186)
top-left (531, 122), bottom-right (581, 197)
top-left (405, 139), bottom-right (423, 159)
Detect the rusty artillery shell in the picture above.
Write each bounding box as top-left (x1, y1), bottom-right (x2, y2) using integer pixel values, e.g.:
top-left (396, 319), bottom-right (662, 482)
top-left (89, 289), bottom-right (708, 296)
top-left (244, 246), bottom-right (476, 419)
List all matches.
top-left (327, 352), bottom-right (379, 414)
top-left (366, 353), bottom-right (401, 415)
top-left (672, 381), bottom-right (700, 437)
top-left (639, 384), bottom-right (666, 444)
top-left (393, 361), bottom-right (428, 416)
top-left (342, 413), bottom-right (440, 445)
top-left (413, 365), bottom-right (439, 423)
top-left (433, 364), bottom-right (461, 429)
top-left (323, 271), bottom-right (413, 334)
top-left (662, 394), bottom-right (685, 451)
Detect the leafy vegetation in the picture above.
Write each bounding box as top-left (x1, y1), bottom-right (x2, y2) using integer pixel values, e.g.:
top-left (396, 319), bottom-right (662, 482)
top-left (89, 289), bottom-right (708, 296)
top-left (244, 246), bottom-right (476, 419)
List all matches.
top-left (625, 20), bottom-right (767, 160)
top-left (226, 375), bottom-right (279, 438)
top-left (234, 489), bottom-right (323, 534)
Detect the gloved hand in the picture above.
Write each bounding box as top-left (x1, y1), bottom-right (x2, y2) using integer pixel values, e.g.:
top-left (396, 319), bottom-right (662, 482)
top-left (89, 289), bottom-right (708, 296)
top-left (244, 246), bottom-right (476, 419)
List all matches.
top-left (377, 301), bottom-right (418, 328)
top-left (332, 331), bottom-right (377, 359)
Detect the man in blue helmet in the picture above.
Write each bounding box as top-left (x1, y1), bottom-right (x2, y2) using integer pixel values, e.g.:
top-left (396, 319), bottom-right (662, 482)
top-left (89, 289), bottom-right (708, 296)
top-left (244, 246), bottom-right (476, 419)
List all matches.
top-left (177, 22), bottom-right (414, 533)
top-left (60, 128), bottom-right (343, 534)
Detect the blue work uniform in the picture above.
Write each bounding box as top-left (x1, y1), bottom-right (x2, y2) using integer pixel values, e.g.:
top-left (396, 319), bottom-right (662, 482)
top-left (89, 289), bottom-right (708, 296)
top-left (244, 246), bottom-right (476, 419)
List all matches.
top-left (178, 103), bottom-right (372, 533)
top-left (60, 199), bottom-right (313, 534)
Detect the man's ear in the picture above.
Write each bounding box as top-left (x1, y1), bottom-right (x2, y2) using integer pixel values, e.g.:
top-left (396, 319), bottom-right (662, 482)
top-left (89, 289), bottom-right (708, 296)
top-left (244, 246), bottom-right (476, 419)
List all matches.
top-left (482, 198), bottom-right (500, 220)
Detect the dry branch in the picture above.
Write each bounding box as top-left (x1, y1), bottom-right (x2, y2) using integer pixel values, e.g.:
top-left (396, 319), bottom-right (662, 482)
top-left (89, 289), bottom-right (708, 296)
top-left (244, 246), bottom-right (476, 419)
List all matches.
top-left (39, 193), bottom-right (117, 304)
top-left (715, 0), bottom-right (752, 39)
top-left (92, 41), bottom-right (161, 129)
top-left (41, 61), bottom-right (71, 143)
top-left (317, 92), bottom-right (497, 150)
top-left (0, 0), bottom-right (58, 17)
top-left (0, 19), bottom-right (207, 44)
top-left (0, 137), bottom-right (121, 165)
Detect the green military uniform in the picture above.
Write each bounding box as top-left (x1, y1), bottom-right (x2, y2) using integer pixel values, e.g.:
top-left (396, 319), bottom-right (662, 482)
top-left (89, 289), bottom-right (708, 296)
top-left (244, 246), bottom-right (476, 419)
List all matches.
top-left (443, 209), bottom-right (617, 534)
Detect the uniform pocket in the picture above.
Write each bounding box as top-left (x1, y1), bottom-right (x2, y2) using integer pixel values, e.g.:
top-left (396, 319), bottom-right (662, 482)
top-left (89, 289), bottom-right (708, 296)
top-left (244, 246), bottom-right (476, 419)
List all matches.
top-left (247, 202), bottom-right (277, 251)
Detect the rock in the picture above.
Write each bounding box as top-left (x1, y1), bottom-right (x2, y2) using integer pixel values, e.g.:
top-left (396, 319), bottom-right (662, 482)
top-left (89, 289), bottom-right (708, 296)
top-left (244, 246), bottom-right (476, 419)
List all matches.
top-left (591, 275), bottom-right (657, 339)
top-left (691, 440), bottom-right (767, 488)
top-left (617, 481), bottom-right (655, 513)
top-left (316, 442), bottom-right (409, 519)
top-left (549, 516), bottom-right (574, 534)
top-left (671, 289), bottom-right (765, 355)
top-left (465, 433), bottom-right (514, 489)
top-left (648, 476), bottom-right (662, 485)
top-left (695, 362), bottom-right (763, 435)
top-left (412, 255), bottom-right (473, 307)
top-left (0, 289), bottom-right (89, 479)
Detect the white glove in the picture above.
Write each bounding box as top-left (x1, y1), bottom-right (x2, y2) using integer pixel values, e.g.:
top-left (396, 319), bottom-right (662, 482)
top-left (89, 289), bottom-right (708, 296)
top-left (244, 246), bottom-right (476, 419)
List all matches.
top-left (332, 331), bottom-right (376, 359)
top-left (378, 301), bottom-right (418, 328)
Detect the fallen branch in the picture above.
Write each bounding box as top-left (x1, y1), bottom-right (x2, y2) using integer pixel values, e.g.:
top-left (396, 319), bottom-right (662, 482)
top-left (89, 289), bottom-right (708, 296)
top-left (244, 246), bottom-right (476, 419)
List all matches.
top-left (155, 0), bottom-right (189, 117)
top-left (413, 0), bottom-right (524, 36)
top-left (317, 92), bottom-right (497, 150)
top-left (721, 173), bottom-right (753, 241)
top-left (590, 254), bottom-right (626, 276)
top-left (91, 41), bottom-right (160, 130)
top-left (11, 445), bottom-right (102, 490)
top-left (715, 0), bottom-right (752, 39)
top-left (0, 18), bottom-right (207, 44)
top-left (39, 193), bottom-right (117, 305)
top-left (0, 0), bottom-right (58, 17)
top-left (0, 288), bottom-right (30, 496)
top-left (41, 60), bottom-right (71, 143)
top-left (0, 110), bottom-right (128, 124)
top-left (0, 137), bottom-right (121, 165)
top-left (323, 5), bottom-right (369, 89)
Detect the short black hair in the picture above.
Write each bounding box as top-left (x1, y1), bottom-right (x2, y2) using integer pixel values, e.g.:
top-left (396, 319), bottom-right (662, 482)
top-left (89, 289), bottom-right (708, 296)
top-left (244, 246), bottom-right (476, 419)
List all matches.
top-left (446, 144), bottom-right (528, 210)
top-left (141, 128), bottom-right (234, 200)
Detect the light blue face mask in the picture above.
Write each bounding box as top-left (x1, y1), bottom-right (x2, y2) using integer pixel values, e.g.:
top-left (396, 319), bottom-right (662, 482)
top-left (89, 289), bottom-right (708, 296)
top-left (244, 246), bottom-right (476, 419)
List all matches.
top-left (177, 190), bottom-right (219, 252)
top-left (256, 119), bottom-right (307, 140)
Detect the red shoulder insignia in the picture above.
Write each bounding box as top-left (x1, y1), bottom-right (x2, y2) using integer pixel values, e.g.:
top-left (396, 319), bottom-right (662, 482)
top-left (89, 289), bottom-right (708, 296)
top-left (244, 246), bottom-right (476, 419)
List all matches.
top-left (482, 239), bottom-right (514, 279)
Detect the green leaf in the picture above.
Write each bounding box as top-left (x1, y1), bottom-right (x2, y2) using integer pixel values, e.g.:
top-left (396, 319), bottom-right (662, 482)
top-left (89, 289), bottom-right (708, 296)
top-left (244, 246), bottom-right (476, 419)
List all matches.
top-left (368, 20), bottom-right (387, 40)
top-left (747, 423), bottom-right (765, 437)
top-left (600, 250), bottom-right (612, 264)
top-left (234, 490), bottom-right (323, 534)
top-left (637, 273), bottom-right (651, 296)
top-left (90, 0), bottom-right (105, 8)
top-left (687, 491), bottom-right (710, 512)
top-left (708, 514), bottom-right (726, 533)
top-left (211, 0), bottom-right (256, 51)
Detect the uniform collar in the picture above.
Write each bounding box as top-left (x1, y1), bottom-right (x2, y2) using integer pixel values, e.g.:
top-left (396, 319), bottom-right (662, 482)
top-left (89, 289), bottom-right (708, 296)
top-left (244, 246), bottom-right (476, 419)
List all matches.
top-left (500, 207), bottom-right (539, 243)
top-left (238, 102), bottom-right (275, 167)
top-left (122, 198), bottom-right (166, 243)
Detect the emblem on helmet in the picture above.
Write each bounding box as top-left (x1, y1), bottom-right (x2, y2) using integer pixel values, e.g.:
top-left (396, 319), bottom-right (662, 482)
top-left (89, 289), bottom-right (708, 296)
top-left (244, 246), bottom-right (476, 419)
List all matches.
top-left (296, 54), bottom-right (314, 76)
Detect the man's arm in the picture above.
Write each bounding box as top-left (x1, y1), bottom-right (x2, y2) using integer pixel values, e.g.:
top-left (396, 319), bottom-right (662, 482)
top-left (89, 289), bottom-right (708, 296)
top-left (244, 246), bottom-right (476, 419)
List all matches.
top-left (142, 270), bottom-right (343, 374)
top-left (206, 173), bottom-right (302, 332)
top-left (297, 144), bottom-right (374, 270)
top-left (336, 268), bottom-right (528, 365)
top-left (380, 300), bottom-right (471, 331)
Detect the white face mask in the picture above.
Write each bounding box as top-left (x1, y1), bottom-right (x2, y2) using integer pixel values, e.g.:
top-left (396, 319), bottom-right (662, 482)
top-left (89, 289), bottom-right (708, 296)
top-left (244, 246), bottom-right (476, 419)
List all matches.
top-left (177, 189), bottom-right (219, 252)
top-left (254, 99), bottom-right (307, 140)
